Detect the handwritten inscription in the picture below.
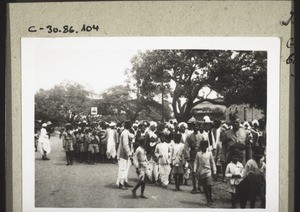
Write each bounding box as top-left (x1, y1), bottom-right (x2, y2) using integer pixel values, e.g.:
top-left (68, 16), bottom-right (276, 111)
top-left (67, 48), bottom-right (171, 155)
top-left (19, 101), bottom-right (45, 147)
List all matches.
top-left (280, 11), bottom-right (294, 76)
top-left (280, 11), bottom-right (294, 26)
top-left (28, 24), bottom-right (99, 34)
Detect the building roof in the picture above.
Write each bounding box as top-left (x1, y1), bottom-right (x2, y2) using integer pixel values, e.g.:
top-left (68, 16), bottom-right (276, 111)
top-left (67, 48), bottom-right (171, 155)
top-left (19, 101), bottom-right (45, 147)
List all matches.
top-left (192, 99), bottom-right (226, 112)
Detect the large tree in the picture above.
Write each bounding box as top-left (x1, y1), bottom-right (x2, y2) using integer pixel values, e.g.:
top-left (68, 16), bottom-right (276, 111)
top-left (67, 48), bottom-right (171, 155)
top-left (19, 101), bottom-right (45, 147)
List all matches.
top-left (127, 50), bottom-right (267, 122)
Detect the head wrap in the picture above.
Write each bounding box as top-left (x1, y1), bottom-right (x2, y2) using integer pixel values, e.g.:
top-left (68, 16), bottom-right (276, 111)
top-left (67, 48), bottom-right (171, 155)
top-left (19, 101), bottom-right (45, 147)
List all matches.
top-left (178, 122), bottom-right (188, 129)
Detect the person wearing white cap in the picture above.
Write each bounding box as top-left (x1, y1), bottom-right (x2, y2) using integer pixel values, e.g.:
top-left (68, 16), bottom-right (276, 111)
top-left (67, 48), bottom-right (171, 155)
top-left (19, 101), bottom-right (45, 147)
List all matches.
top-left (250, 120), bottom-right (259, 147)
top-left (106, 122), bottom-right (118, 163)
top-left (38, 123), bottom-right (51, 160)
top-left (178, 122), bottom-right (189, 143)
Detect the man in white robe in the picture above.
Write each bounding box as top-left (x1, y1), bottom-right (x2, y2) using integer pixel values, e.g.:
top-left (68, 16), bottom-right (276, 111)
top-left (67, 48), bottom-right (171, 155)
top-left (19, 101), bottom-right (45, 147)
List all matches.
top-left (38, 123), bottom-right (51, 160)
top-left (106, 122), bottom-right (118, 163)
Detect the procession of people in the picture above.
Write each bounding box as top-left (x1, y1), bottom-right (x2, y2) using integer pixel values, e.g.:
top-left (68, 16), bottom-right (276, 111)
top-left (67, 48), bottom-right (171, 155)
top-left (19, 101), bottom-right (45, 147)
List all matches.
top-left (35, 114), bottom-right (266, 208)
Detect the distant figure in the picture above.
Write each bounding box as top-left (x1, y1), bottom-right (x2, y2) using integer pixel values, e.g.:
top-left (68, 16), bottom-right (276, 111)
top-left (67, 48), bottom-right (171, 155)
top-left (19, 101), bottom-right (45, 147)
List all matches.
top-left (34, 129), bottom-right (40, 152)
top-left (62, 125), bottom-right (74, 166)
top-left (106, 122), bottom-right (118, 163)
top-left (38, 123), bottom-right (51, 160)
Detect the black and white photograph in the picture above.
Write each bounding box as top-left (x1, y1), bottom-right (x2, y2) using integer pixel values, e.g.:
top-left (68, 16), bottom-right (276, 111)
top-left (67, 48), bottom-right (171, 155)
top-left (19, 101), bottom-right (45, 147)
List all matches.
top-left (21, 37), bottom-right (280, 211)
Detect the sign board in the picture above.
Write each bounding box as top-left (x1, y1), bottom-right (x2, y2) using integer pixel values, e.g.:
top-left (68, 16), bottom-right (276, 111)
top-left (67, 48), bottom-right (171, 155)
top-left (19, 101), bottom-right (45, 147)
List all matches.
top-left (90, 107), bottom-right (98, 115)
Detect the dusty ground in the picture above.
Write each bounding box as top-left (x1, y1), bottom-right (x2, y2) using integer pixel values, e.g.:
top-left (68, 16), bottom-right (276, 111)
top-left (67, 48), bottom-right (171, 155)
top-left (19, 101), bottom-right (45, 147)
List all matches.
top-left (35, 132), bottom-right (234, 208)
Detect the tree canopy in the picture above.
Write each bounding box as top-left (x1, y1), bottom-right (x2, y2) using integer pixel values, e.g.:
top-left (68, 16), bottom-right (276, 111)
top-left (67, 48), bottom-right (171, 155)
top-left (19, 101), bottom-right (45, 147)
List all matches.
top-left (94, 85), bottom-right (172, 122)
top-left (35, 82), bottom-right (172, 125)
top-left (35, 82), bottom-right (90, 125)
top-left (127, 50), bottom-right (267, 122)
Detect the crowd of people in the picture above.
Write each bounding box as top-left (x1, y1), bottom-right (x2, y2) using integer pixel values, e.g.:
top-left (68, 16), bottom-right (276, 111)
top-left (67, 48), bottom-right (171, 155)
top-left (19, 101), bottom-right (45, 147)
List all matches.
top-left (35, 115), bottom-right (266, 208)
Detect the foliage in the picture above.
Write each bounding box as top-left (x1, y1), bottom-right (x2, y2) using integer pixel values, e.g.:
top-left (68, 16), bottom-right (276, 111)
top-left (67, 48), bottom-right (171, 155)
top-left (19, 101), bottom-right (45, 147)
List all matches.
top-left (35, 81), bottom-right (172, 125)
top-left (127, 50), bottom-right (267, 122)
top-left (35, 82), bottom-right (91, 125)
top-left (93, 85), bottom-right (172, 122)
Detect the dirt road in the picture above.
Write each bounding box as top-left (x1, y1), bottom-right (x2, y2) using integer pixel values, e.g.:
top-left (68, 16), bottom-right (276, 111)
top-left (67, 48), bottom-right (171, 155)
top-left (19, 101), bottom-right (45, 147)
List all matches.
top-left (35, 132), bottom-right (232, 208)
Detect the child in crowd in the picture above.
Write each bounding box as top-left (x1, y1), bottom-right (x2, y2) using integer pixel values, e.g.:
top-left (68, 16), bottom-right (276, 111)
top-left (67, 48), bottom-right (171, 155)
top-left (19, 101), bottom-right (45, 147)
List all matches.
top-left (225, 149), bottom-right (244, 208)
top-left (194, 140), bottom-right (216, 206)
top-left (171, 133), bottom-right (185, 191)
top-left (132, 139), bottom-right (150, 198)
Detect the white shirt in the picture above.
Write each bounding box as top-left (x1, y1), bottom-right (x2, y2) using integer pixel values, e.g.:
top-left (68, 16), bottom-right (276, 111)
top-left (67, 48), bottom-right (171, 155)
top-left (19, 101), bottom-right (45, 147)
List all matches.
top-left (225, 161), bottom-right (244, 185)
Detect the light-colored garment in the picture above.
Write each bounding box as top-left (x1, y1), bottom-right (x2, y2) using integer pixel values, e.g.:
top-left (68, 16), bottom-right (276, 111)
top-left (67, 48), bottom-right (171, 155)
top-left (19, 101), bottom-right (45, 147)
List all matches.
top-left (148, 158), bottom-right (159, 182)
top-left (133, 147), bottom-right (151, 181)
top-left (183, 161), bottom-right (190, 179)
top-left (155, 142), bottom-right (171, 165)
top-left (202, 131), bottom-right (209, 142)
top-left (134, 146), bottom-right (148, 164)
top-left (242, 159), bottom-right (266, 179)
top-left (208, 127), bottom-right (222, 152)
top-left (117, 129), bottom-right (133, 160)
top-left (171, 143), bottom-right (185, 166)
top-left (158, 164), bottom-right (171, 186)
top-left (106, 128), bottom-right (118, 158)
top-left (155, 142), bottom-right (171, 185)
top-left (38, 128), bottom-right (51, 156)
top-left (225, 161), bottom-right (244, 193)
top-left (194, 151), bottom-right (216, 179)
top-left (181, 131), bottom-right (190, 144)
top-left (116, 129), bottom-right (134, 185)
top-left (116, 158), bottom-right (132, 185)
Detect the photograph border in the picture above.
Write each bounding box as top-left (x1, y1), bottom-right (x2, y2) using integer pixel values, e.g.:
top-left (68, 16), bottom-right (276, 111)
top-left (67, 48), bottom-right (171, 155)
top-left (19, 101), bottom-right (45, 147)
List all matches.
top-left (22, 37), bottom-right (280, 212)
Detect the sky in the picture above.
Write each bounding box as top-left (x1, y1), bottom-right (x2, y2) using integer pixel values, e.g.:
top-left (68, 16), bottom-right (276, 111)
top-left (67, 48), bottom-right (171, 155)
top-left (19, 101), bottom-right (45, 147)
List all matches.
top-left (30, 38), bottom-right (220, 100)
top-left (26, 37), bottom-right (275, 97)
top-left (33, 46), bottom-right (139, 94)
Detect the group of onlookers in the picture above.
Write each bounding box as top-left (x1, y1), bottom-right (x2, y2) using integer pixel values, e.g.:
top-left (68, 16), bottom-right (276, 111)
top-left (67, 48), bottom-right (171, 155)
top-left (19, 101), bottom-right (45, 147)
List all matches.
top-left (35, 115), bottom-right (266, 208)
